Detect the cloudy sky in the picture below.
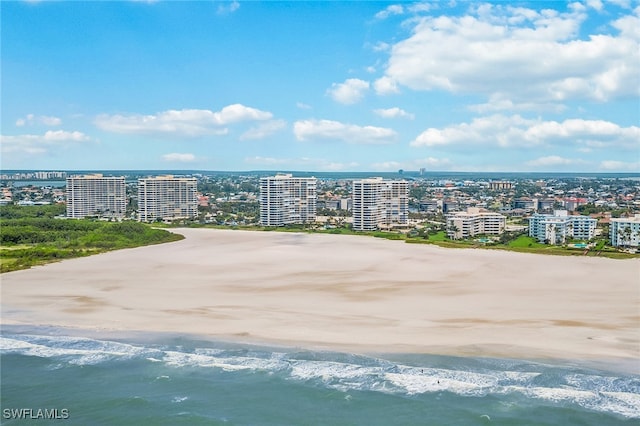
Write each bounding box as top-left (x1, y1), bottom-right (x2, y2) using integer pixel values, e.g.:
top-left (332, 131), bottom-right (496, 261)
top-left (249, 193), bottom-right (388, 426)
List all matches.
top-left (2, 0), bottom-right (639, 172)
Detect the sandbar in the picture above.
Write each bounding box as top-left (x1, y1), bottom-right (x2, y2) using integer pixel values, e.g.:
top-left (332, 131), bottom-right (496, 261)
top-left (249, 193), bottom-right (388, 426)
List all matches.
top-left (2, 228), bottom-right (639, 368)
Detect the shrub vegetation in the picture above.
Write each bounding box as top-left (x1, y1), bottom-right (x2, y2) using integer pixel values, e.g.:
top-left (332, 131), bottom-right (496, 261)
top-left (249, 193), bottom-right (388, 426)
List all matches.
top-left (0, 205), bottom-right (183, 273)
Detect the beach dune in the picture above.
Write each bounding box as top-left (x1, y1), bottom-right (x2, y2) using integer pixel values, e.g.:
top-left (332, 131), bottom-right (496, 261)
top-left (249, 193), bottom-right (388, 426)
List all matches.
top-left (2, 228), bottom-right (639, 365)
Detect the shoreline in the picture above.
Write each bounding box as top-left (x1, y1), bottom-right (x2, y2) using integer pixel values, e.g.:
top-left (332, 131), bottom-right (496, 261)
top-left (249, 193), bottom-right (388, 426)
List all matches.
top-left (2, 228), bottom-right (638, 372)
top-left (3, 323), bottom-right (637, 376)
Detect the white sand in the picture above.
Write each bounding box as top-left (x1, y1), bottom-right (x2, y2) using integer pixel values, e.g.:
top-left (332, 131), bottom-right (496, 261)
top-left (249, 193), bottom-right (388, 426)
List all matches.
top-left (2, 228), bottom-right (639, 364)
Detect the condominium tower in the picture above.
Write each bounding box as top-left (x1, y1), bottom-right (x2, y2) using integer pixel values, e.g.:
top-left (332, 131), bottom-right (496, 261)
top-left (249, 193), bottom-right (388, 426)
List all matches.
top-left (138, 175), bottom-right (198, 222)
top-left (259, 174), bottom-right (317, 226)
top-left (66, 174), bottom-right (126, 219)
top-left (352, 178), bottom-right (408, 231)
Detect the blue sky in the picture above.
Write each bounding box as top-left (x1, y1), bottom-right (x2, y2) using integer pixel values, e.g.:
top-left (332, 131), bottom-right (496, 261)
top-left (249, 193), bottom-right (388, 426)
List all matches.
top-left (2, 0), bottom-right (639, 172)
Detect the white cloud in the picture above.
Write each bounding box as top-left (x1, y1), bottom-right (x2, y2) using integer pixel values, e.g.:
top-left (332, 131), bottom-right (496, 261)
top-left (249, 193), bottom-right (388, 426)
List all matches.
top-left (525, 155), bottom-right (579, 167)
top-left (244, 156), bottom-right (359, 171)
top-left (374, 2), bottom-right (433, 20)
top-left (373, 107), bottom-right (415, 119)
top-left (327, 78), bottom-right (370, 104)
top-left (296, 102), bottom-right (312, 110)
top-left (293, 119), bottom-right (397, 144)
top-left (371, 161), bottom-right (402, 170)
top-left (15, 114), bottom-right (62, 127)
top-left (95, 104), bottom-right (272, 137)
top-left (221, 104), bottom-right (271, 122)
top-left (323, 161), bottom-right (360, 171)
top-left (240, 119), bottom-right (286, 140)
top-left (606, 0), bottom-right (632, 9)
top-left (162, 153), bottom-right (196, 162)
top-left (244, 156), bottom-right (290, 166)
top-left (410, 115), bottom-right (640, 150)
top-left (0, 134), bottom-right (43, 154)
top-left (375, 4), bottom-right (404, 20)
top-left (414, 157), bottom-right (453, 168)
top-left (586, 0), bottom-right (603, 11)
top-left (42, 130), bottom-right (89, 141)
top-left (217, 0), bottom-right (240, 15)
top-left (599, 160), bottom-right (640, 170)
top-left (408, 3), bottom-right (434, 13)
top-left (1, 130), bottom-right (91, 156)
top-left (468, 94), bottom-right (568, 113)
top-left (373, 76), bottom-right (400, 95)
top-left (41, 116), bottom-right (62, 126)
top-left (372, 42), bottom-right (391, 52)
top-left (372, 157), bottom-right (453, 171)
top-left (377, 4), bottom-right (640, 109)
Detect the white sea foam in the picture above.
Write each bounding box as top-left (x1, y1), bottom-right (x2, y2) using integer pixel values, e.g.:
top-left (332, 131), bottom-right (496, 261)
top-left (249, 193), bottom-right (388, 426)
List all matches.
top-left (503, 385), bottom-right (640, 419)
top-left (384, 364), bottom-right (531, 396)
top-left (0, 336), bottom-right (35, 351)
top-left (3, 334), bottom-right (638, 418)
top-left (193, 348), bottom-right (225, 357)
top-left (162, 349), bottom-right (289, 372)
top-left (163, 350), bottom-right (250, 371)
top-left (288, 360), bottom-right (384, 392)
top-left (518, 386), bottom-right (597, 403)
top-left (385, 371), bottom-right (480, 395)
top-left (596, 391), bottom-right (640, 418)
top-left (0, 335), bottom-right (153, 365)
top-left (601, 391), bottom-right (640, 410)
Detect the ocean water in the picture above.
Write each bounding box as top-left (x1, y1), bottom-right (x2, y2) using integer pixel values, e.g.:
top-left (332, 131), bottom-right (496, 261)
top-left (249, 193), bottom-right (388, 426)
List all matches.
top-left (1, 328), bottom-right (638, 425)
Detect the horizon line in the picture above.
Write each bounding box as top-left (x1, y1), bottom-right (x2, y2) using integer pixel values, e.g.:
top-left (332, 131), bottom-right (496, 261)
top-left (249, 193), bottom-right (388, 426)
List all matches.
top-left (3, 168), bottom-right (640, 175)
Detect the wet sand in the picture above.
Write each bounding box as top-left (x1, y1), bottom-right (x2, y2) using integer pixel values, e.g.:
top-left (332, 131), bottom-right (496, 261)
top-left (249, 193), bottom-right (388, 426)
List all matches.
top-left (2, 228), bottom-right (639, 365)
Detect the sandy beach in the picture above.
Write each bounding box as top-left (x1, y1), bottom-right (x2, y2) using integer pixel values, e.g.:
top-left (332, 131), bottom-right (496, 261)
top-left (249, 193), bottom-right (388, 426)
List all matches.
top-left (2, 228), bottom-right (639, 365)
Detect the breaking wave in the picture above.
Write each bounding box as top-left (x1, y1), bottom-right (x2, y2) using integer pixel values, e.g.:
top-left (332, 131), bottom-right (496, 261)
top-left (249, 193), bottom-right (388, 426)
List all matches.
top-left (2, 334), bottom-right (638, 419)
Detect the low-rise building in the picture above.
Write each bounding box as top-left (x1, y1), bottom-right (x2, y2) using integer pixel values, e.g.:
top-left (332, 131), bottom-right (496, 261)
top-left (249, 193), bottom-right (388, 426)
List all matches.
top-left (610, 215), bottom-right (640, 248)
top-left (446, 207), bottom-right (506, 240)
top-left (489, 181), bottom-right (513, 191)
top-left (528, 210), bottom-right (597, 245)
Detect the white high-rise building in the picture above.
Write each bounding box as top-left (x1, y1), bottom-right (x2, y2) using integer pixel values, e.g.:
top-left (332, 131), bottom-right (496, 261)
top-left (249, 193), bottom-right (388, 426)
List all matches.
top-left (138, 175), bottom-right (198, 222)
top-left (66, 174), bottom-right (126, 219)
top-left (352, 178), bottom-right (408, 231)
top-left (446, 207), bottom-right (506, 240)
top-left (259, 174), bottom-right (317, 226)
top-left (610, 215), bottom-right (640, 248)
top-left (528, 210), bottom-right (597, 245)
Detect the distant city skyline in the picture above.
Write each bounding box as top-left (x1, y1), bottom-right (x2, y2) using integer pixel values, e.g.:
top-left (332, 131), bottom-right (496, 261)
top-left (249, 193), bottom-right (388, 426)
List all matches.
top-left (2, 1), bottom-right (639, 173)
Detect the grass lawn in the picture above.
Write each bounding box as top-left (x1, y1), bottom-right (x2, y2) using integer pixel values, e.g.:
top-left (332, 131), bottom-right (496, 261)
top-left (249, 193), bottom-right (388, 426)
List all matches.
top-left (507, 235), bottom-right (546, 249)
top-left (428, 230), bottom-right (447, 241)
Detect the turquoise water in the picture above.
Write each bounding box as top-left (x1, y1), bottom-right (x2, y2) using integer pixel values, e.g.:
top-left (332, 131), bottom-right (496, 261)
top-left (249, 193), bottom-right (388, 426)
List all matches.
top-left (1, 328), bottom-right (638, 425)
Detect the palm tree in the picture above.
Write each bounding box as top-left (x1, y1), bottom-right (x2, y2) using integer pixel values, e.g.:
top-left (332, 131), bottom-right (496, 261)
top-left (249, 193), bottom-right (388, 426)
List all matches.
top-left (447, 224), bottom-right (460, 240)
top-left (620, 226), bottom-right (632, 248)
top-left (547, 224), bottom-right (557, 245)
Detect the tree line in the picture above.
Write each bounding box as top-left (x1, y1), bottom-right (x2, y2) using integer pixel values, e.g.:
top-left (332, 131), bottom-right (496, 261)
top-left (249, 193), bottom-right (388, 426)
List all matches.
top-left (0, 205), bottom-right (183, 272)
